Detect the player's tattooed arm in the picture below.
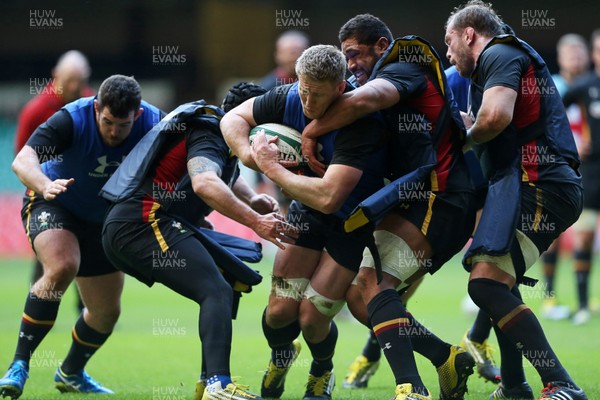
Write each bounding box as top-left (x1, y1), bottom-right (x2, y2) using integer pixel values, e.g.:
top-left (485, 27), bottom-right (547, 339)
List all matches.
top-left (187, 156), bottom-right (222, 178)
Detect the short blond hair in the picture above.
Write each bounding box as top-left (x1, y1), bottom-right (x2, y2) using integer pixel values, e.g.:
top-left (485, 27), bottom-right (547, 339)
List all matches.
top-left (295, 45), bottom-right (346, 83)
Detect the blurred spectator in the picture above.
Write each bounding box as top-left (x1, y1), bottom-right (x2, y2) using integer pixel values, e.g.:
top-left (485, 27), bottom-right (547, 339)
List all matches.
top-left (541, 34), bottom-right (591, 321)
top-left (259, 30), bottom-right (310, 90)
top-left (15, 50), bottom-right (94, 153)
top-left (560, 29), bottom-right (600, 325)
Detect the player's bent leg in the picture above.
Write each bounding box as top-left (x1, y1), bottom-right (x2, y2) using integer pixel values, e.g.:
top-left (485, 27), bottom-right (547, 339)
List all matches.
top-left (32, 229), bottom-right (81, 295)
top-left (0, 230), bottom-right (80, 400)
top-left (342, 276), bottom-right (425, 390)
top-left (266, 277), bottom-right (306, 329)
top-left (261, 245), bottom-right (319, 399)
top-left (75, 271), bottom-right (124, 332)
top-left (345, 284), bottom-right (368, 325)
top-left (298, 253), bottom-right (356, 400)
top-left (358, 224), bottom-right (432, 398)
top-left (358, 268), bottom-right (431, 399)
top-left (267, 244), bottom-right (320, 328)
top-left (53, 271), bottom-right (124, 394)
top-left (299, 252), bottom-right (354, 342)
top-left (151, 238), bottom-right (262, 398)
top-left (468, 260), bottom-right (587, 399)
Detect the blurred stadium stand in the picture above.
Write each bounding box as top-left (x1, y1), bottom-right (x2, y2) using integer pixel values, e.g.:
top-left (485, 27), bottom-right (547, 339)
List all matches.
top-left (0, 0), bottom-right (598, 257)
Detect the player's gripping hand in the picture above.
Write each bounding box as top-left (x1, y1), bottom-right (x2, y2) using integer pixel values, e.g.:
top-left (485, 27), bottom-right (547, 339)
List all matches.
top-left (252, 212), bottom-right (299, 250)
top-left (301, 135), bottom-right (326, 177)
top-left (42, 178), bottom-right (74, 200)
top-left (250, 193), bottom-right (280, 215)
top-left (250, 131), bottom-right (281, 172)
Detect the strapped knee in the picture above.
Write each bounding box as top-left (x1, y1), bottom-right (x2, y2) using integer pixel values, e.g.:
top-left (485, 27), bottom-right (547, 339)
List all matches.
top-left (271, 276), bottom-right (309, 302)
top-left (304, 283), bottom-right (345, 318)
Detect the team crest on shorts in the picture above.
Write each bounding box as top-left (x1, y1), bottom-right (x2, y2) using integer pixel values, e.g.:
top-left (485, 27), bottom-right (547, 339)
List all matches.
top-left (171, 220), bottom-right (187, 234)
top-left (37, 211), bottom-right (52, 228)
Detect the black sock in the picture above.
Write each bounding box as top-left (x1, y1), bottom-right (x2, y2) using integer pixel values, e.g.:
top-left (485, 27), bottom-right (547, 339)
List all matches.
top-left (367, 290), bottom-right (425, 393)
top-left (305, 321), bottom-right (337, 376)
top-left (576, 270), bottom-right (589, 310)
top-left (542, 251), bottom-right (557, 297)
top-left (469, 309), bottom-right (493, 343)
top-left (261, 308), bottom-right (301, 367)
top-left (60, 315), bottom-right (111, 375)
top-left (493, 324), bottom-right (524, 388)
top-left (469, 278), bottom-right (573, 385)
top-left (492, 285), bottom-right (525, 388)
top-left (14, 293), bottom-right (60, 363)
top-left (405, 311), bottom-right (450, 368)
top-left (361, 330), bottom-right (381, 362)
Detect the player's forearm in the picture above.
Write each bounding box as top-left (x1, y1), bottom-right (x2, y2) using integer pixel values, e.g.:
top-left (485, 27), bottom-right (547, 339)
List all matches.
top-left (12, 146), bottom-right (52, 194)
top-left (467, 110), bottom-right (511, 144)
top-left (194, 173), bottom-right (260, 229)
top-left (263, 164), bottom-right (340, 213)
top-left (231, 175), bottom-right (256, 205)
top-left (304, 93), bottom-right (359, 139)
top-left (220, 114), bottom-right (254, 167)
top-left (468, 86), bottom-right (516, 144)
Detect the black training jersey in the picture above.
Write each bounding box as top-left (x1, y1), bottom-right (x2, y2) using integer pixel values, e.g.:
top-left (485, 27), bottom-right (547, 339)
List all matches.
top-left (374, 56), bottom-right (472, 193)
top-left (105, 119), bottom-right (237, 224)
top-left (470, 38), bottom-right (580, 185)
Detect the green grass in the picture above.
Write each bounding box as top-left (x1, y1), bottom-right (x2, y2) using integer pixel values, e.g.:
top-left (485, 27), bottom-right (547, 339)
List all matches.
top-left (1, 254), bottom-right (599, 399)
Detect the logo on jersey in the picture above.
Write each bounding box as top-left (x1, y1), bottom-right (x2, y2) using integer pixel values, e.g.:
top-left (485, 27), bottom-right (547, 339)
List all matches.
top-left (90, 155), bottom-right (124, 178)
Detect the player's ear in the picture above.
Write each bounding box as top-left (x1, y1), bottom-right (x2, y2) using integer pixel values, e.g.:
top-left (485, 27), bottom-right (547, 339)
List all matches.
top-left (465, 27), bottom-right (475, 44)
top-left (133, 108), bottom-right (144, 121)
top-left (375, 37), bottom-right (390, 55)
top-left (337, 80), bottom-right (346, 95)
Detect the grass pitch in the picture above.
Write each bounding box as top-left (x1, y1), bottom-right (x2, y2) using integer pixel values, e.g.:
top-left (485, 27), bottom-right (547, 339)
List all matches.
top-left (0, 254), bottom-right (599, 399)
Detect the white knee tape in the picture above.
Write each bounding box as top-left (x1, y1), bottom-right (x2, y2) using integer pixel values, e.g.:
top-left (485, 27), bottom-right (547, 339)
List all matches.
top-left (470, 230), bottom-right (540, 278)
top-left (304, 283), bottom-right (345, 318)
top-left (271, 276), bottom-right (309, 302)
top-left (362, 230), bottom-right (423, 290)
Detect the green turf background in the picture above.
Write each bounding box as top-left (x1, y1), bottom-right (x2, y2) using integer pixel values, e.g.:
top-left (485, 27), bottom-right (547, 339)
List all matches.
top-left (1, 254), bottom-right (598, 399)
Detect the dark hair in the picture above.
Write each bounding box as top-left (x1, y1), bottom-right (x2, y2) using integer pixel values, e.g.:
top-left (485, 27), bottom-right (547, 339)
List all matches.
top-left (446, 0), bottom-right (504, 37)
top-left (97, 75), bottom-right (142, 118)
top-left (501, 23), bottom-right (515, 35)
top-left (338, 14), bottom-right (393, 45)
top-left (221, 82), bottom-right (267, 113)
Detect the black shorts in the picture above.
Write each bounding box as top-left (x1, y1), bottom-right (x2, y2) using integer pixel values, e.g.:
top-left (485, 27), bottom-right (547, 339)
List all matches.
top-left (581, 162), bottom-right (600, 210)
top-left (22, 193), bottom-right (117, 277)
top-left (102, 205), bottom-right (196, 286)
top-left (392, 191), bottom-right (476, 273)
top-left (287, 200), bottom-right (374, 272)
top-left (519, 182), bottom-right (583, 253)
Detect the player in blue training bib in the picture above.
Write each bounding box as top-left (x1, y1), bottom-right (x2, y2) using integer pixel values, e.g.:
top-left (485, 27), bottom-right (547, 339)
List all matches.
top-left (0, 75), bottom-right (163, 399)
